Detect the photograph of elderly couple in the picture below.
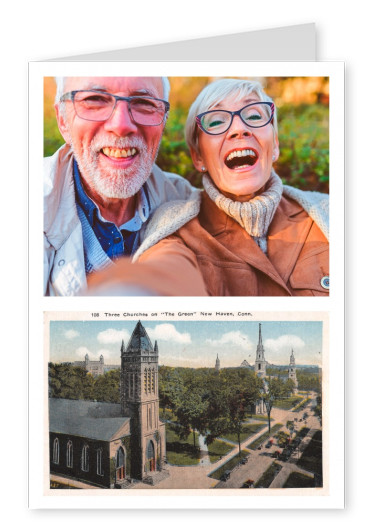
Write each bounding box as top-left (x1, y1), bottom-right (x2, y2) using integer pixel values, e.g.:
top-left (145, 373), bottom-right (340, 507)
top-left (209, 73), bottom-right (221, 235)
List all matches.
top-left (44, 76), bottom-right (329, 297)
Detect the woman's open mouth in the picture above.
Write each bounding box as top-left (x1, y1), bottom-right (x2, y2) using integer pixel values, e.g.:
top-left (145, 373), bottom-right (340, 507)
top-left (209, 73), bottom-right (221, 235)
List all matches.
top-left (225, 148), bottom-right (258, 170)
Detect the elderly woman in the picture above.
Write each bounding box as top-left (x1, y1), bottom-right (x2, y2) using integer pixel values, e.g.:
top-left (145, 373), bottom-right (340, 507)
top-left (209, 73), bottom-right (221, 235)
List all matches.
top-left (88, 79), bottom-right (329, 296)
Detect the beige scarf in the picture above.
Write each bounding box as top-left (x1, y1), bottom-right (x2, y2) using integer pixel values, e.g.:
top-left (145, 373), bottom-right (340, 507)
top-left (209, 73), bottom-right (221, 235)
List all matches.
top-left (202, 170), bottom-right (283, 253)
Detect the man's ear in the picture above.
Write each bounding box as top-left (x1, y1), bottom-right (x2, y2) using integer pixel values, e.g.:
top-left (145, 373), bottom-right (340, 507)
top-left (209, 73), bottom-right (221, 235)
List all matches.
top-left (190, 147), bottom-right (205, 172)
top-left (55, 103), bottom-right (72, 145)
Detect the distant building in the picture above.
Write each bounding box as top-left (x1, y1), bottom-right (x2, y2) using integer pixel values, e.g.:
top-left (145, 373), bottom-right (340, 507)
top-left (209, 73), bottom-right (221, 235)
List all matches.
top-left (288, 349), bottom-right (298, 392)
top-left (253, 324), bottom-right (267, 414)
top-left (215, 354), bottom-right (220, 371)
top-left (254, 323), bottom-right (267, 379)
top-left (73, 354), bottom-right (119, 377)
top-left (49, 321), bottom-right (167, 488)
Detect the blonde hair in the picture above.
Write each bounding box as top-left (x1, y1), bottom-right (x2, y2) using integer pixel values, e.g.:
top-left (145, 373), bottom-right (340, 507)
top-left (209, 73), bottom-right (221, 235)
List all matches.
top-left (185, 78), bottom-right (278, 154)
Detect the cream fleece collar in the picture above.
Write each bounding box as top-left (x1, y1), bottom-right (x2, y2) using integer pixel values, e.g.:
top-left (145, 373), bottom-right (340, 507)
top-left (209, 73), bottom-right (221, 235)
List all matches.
top-left (202, 170), bottom-right (283, 253)
top-left (133, 177), bottom-right (329, 263)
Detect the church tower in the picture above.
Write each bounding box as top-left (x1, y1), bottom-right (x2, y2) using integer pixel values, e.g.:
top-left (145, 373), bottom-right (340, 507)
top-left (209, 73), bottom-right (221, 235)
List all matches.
top-left (120, 321), bottom-right (166, 480)
top-left (254, 323), bottom-right (267, 378)
top-left (288, 349), bottom-right (298, 392)
top-left (215, 354), bottom-right (220, 372)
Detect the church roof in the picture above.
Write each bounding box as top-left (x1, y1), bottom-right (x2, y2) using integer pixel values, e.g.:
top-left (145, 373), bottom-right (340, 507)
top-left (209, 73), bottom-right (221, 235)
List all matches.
top-left (126, 321), bottom-right (154, 352)
top-left (49, 398), bottom-right (130, 441)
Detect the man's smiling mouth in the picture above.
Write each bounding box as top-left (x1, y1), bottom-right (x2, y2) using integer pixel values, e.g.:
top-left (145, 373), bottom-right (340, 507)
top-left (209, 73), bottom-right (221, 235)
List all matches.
top-left (101, 147), bottom-right (138, 158)
top-left (225, 148), bottom-right (258, 169)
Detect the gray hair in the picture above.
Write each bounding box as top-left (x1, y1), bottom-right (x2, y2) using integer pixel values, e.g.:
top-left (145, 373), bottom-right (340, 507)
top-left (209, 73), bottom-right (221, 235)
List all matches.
top-left (54, 76), bottom-right (170, 104)
top-left (185, 78), bottom-right (278, 154)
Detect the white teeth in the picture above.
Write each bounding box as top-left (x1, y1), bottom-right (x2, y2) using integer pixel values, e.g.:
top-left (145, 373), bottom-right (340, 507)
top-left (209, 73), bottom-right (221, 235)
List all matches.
top-left (102, 147), bottom-right (137, 158)
top-left (226, 149), bottom-right (256, 161)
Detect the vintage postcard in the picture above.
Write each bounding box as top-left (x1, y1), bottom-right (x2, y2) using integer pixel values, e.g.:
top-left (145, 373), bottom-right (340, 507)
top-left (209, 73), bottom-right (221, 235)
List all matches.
top-left (37, 310), bottom-right (337, 508)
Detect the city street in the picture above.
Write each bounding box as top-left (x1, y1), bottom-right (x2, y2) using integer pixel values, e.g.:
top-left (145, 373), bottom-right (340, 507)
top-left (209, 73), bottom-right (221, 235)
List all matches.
top-left (134, 394), bottom-right (321, 489)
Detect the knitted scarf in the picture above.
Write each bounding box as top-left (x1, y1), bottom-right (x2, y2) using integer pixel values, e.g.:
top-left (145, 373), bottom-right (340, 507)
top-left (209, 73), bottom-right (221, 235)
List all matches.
top-left (202, 170), bottom-right (283, 253)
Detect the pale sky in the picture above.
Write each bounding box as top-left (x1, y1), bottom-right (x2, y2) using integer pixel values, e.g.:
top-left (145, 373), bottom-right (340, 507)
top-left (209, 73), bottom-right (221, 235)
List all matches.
top-left (49, 320), bottom-right (323, 368)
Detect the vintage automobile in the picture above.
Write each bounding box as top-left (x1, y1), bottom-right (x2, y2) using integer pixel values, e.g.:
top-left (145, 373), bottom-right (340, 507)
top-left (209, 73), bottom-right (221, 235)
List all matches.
top-left (220, 470), bottom-right (231, 482)
top-left (241, 479), bottom-right (255, 488)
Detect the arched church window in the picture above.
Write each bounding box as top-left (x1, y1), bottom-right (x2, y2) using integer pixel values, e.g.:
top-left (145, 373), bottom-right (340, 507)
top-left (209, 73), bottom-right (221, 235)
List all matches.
top-left (52, 437), bottom-right (59, 464)
top-left (96, 448), bottom-right (104, 476)
top-left (144, 368), bottom-right (147, 393)
top-left (146, 440), bottom-right (155, 473)
top-left (152, 369), bottom-right (155, 393)
top-left (66, 440), bottom-right (73, 468)
top-left (116, 447), bottom-right (125, 480)
top-left (81, 444), bottom-right (89, 472)
top-left (148, 368), bottom-right (151, 393)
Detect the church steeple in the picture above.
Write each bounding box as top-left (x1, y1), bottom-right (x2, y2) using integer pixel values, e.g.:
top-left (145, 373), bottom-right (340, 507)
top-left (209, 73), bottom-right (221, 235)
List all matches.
top-left (254, 323), bottom-right (267, 378)
top-left (288, 348), bottom-right (298, 392)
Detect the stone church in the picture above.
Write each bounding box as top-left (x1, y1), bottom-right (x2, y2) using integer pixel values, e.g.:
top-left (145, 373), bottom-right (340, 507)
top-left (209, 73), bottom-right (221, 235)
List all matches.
top-left (49, 321), bottom-right (167, 488)
top-left (252, 323), bottom-right (299, 414)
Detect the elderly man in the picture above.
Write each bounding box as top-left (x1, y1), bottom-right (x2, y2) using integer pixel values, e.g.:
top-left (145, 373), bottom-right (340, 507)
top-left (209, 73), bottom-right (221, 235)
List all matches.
top-left (44, 76), bottom-right (197, 295)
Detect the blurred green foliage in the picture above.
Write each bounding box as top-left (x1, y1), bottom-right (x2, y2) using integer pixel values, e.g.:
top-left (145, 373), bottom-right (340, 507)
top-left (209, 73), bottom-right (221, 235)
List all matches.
top-left (275, 104), bottom-right (329, 193)
top-left (44, 114), bottom-right (65, 157)
top-left (44, 102), bottom-right (329, 194)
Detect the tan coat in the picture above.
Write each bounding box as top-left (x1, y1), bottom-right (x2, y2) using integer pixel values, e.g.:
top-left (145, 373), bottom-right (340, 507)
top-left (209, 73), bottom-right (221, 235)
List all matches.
top-left (88, 191), bottom-right (329, 296)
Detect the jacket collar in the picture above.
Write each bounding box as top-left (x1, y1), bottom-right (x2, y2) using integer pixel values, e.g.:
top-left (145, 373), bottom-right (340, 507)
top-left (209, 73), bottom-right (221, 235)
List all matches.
top-left (199, 192), bottom-right (313, 292)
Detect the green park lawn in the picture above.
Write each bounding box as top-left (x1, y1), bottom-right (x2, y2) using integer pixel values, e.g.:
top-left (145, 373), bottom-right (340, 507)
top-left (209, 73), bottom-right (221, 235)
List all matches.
top-left (247, 423), bottom-right (283, 450)
top-left (220, 422), bottom-right (266, 444)
top-left (247, 414), bottom-right (273, 422)
top-left (273, 396), bottom-right (303, 410)
top-left (292, 398), bottom-right (311, 412)
top-left (165, 425), bottom-right (200, 466)
top-left (254, 462), bottom-right (282, 488)
top-left (283, 472), bottom-right (315, 488)
top-left (296, 430), bottom-right (322, 479)
top-left (207, 439), bottom-right (235, 463)
top-left (209, 450), bottom-right (251, 480)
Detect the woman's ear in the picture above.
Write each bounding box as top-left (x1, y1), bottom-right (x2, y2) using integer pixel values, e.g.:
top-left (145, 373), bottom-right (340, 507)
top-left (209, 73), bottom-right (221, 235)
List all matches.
top-left (273, 135), bottom-right (280, 162)
top-left (190, 147), bottom-right (206, 172)
top-left (55, 103), bottom-right (72, 145)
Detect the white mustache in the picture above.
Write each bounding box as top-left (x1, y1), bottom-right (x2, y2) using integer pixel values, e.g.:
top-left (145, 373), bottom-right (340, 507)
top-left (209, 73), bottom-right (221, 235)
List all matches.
top-left (90, 135), bottom-right (147, 153)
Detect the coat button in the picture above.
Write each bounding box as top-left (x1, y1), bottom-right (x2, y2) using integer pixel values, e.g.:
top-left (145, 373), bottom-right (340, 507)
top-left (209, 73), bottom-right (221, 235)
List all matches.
top-left (58, 259), bottom-right (65, 266)
top-left (320, 276), bottom-right (329, 289)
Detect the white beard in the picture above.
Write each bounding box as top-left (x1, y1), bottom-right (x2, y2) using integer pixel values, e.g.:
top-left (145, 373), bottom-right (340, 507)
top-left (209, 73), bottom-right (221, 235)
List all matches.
top-left (70, 133), bottom-right (160, 199)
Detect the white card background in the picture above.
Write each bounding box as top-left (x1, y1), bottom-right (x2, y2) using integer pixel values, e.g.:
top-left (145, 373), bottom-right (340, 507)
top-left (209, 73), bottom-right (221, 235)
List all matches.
top-left (3, 0), bottom-right (373, 526)
top-left (29, 60), bottom-right (344, 510)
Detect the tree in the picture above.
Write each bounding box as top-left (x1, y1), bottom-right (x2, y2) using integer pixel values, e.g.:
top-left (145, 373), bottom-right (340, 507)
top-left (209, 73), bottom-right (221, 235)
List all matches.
top-left (93, 369), bottom-right (120, 403)
top-left (226, 389), bottom-right (248, 456)
top-left (48, 363), bottom-right (94, 400)
top-left (262, 377), bottom-right (286, 433)
top-left (174, 389), bottom-right (208, 448)
top-left (314, 393), bottom-right (322, 425)
top-left (286, 420), bottom-right (295, 442)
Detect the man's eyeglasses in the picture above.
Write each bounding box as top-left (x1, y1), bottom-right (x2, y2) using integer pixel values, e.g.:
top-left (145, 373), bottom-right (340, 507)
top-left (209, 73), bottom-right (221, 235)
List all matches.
top-left (60, 90), bottom-right (170, 126)
top-left (195, 102), bottom-right (275, 135)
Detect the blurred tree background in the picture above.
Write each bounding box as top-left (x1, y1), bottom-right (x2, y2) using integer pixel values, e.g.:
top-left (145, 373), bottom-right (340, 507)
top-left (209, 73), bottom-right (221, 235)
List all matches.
top-left (44, 76), bottom-right (329, 193)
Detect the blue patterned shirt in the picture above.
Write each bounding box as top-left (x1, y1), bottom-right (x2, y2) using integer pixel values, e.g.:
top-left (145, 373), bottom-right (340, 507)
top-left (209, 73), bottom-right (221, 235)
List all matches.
top-left (73, 160), bottom-right (150, 260)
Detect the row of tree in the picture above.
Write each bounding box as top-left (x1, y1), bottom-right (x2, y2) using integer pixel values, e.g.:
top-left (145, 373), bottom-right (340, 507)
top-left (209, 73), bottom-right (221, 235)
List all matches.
top-left (48, 363), bottom-right (318, 455)
top-left (158, 366), bottom-right (295, 454)
top-left (48, 363), bottom-right (120, 403)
